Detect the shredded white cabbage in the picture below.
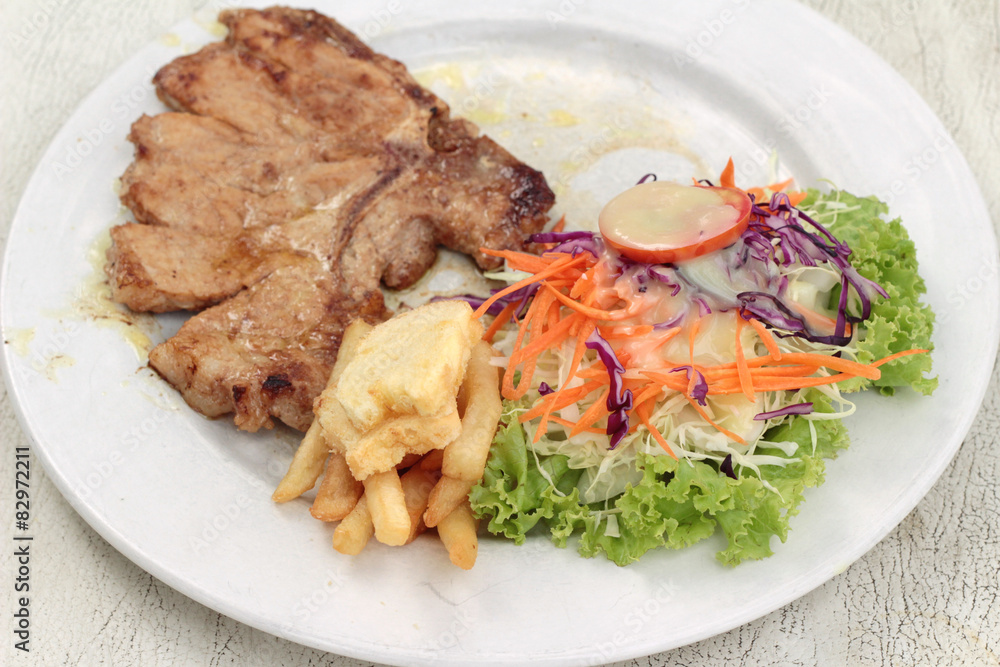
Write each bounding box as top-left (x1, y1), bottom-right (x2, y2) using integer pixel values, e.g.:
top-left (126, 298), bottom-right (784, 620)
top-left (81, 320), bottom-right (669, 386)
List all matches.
top-left (486, 219), bottom-right (866, 505)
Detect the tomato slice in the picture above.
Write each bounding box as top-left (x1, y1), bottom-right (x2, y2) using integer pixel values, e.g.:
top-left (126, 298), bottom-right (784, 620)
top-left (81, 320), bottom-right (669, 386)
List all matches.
top-left (598, 182), bottom-right (752, 264)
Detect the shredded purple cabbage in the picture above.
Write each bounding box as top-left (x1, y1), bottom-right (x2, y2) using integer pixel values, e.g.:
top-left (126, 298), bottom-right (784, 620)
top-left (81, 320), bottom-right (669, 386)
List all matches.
top-left (528, 230), bottom-right (593, 244)
top-left (585, 329), bottom-right (633, 449)
top-left (646, 265), bottom-right (682, 295)
top-left (653, 308), bottom-right (687, 330)
top-left (753, 402), bottom-right (814, 421)
top-left (440, 281), bottom-right (540, 320)
top-left (737, 292), bottom-right (810, 334)
top-left (670, 365), bottom-right (709, 405)
top-left (720, 454), bottom-right (737, 479)
top-left (528, 230), bottom-right (604, 258)
top-left (538, 382), bottom-right (554, 396)
top-left (730, 191), bottom-right (888, 345)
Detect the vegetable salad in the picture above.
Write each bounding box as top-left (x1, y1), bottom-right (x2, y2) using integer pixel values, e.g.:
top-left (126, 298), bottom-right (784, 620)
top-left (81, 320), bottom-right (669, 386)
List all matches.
top-left (466, 165), bottom-right (935, 566)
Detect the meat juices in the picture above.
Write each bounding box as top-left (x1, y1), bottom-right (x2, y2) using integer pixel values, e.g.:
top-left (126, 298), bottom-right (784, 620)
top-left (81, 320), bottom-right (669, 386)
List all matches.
top-left (106, 7), bottom-right (554, 431)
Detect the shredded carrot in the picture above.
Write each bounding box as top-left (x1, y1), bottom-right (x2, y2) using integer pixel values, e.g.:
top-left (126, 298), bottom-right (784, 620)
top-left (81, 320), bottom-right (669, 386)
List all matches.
top-left (519, 380), bottom-right (606, 422)
top-left (719, 158), bottom-right (736, 189)
top-left (545, 293), bottom-right (563, 331)
top-left (473, 252), bottom-right (589, 318)
top-left (519, 289), bottom-right (555, 398)
top-left (482, 301), bottom-right (518, 343)
top-left (871, 348), bottom-right (929, 367)
top-left (480, 248), bottom-right (552, 274)
top-left (598, 324), bottom-right (655, 339)
top-left (747, 317), bottom-right (781, 360)
top-left (543, 283), bottom-right (635, 321)
top-left (631, 384), bottom-right (664, 408)
top-left (786, 191), bottom-right (808, 207)
top-left (683, 395), bottom-right (748, 446)
top-left (734, 315), bottom-right (755, 401)
top-left (687, 317), bottom-right (702, 364)
top-left (501, 306), bottom-right (532, 398)
top-left (719, 157), bottom-right (807, 208)
top-left (528, 320), bottom-right (599, 439)
top-left (547, 415), bottom-right (604, 434)
top-left (703, 364), bottom-right (816, 380)
top-left (570, 267), bottom-right (596, 299)
top-left (635, 400), bottom-right (678, 459)
top-left (569, 387), bottom-right (611, 438)
top-left (748, 352), bottom-right (881, 380)
top-left (509, 312), bottom-right (583, 374)
top-left (502, 288), bottom-right (553, 400)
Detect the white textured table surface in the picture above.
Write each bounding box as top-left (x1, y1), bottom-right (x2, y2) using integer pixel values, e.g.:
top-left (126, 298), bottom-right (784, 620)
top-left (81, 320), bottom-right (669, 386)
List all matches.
top-left (2, 1), bottom-right (998, 666)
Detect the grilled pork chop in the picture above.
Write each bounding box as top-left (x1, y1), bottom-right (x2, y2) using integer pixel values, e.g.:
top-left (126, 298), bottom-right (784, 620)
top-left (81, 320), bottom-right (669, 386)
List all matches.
top-left (106, 7), bottom-right (554, 431)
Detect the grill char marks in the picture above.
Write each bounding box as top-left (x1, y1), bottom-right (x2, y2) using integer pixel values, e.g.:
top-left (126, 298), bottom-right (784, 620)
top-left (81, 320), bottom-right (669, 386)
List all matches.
top-left (106, 7), bottom-right (554, 431)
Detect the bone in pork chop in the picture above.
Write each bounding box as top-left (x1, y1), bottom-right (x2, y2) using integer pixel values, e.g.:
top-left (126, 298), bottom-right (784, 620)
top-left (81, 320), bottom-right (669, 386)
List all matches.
top-left (106, 7), bottom-right (554, 432)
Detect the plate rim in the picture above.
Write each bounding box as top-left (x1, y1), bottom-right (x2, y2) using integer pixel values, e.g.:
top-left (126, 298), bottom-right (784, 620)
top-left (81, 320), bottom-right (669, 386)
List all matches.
top-left (2, 2), bottom-right (998, 665)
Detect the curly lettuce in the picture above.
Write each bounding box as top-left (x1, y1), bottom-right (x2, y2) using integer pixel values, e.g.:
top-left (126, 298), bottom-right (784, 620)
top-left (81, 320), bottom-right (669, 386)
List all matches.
top-left (802, 190), bottom-right (937, 395)
top-left (471, 390), bottom-right (850, 566)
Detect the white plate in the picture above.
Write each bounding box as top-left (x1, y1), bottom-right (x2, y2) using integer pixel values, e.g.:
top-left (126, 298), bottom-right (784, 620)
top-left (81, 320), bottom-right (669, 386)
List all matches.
top-left (2, 1), bottom-right (997, 665)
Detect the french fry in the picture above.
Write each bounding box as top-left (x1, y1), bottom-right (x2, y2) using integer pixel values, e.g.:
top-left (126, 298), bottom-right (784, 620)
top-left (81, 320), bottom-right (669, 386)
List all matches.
top-left (364, 470), bottom-right (411, 546)
top-left (400, 466), bottom-right (439, 544)
top-left (330, 320), bottom-right (373, 385)
top-left (285, 305), bottom-right (504, 568)
top-left (424, 474), bottom-right (475, 528)
top-left (309, 452), bottom-right (364, 522)
top-left (443, 341), bottom-right (502, 482)
top-left (396, 452), bottom-right (424, 470)
top-left (272, 319), bottom-right (372, 502)
top-left (436, 500), bottom-right (479, 570)
top-left (332, 494), bottom-right (373, 555)
top-left (271, 419), bottom-right (328, 503)
top-left (418, 449), bottom-right (444, 471)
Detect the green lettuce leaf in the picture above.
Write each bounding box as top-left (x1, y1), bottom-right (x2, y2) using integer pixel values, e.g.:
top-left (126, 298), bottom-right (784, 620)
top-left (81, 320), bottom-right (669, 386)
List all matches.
top-left (469, 402), bottom-right (589, 542)
top-left (471, 390), bottom-right (850, 566)
top-left (801, 190), bottom-right (937, 395)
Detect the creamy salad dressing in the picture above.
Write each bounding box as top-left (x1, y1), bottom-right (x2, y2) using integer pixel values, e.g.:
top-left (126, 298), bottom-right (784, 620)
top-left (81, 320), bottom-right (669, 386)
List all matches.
top-left (599, 182), bottom-right (740, 250)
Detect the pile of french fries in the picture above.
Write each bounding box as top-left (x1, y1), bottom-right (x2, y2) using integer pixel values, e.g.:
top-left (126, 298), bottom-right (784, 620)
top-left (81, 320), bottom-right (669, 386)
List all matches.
top-left (272, 303), bottom-right (502, 569)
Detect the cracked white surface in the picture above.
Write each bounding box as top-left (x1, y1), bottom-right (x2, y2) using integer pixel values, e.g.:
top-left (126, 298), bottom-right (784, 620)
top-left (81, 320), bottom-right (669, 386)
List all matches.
top-left (2, 1), bottom-right (998, 665)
